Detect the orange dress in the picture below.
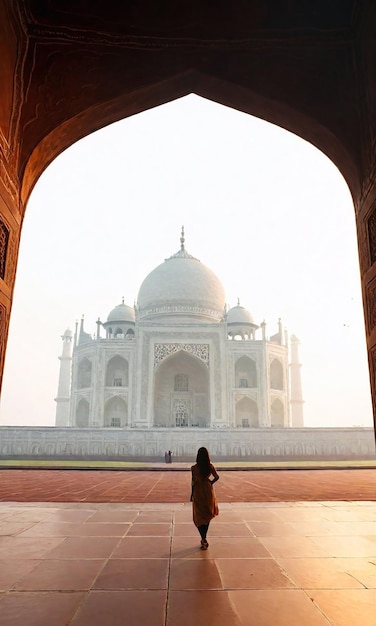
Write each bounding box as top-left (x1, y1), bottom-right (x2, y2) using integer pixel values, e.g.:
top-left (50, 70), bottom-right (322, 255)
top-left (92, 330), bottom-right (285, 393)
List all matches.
top-left (191, 463), bottom-right (219, 527)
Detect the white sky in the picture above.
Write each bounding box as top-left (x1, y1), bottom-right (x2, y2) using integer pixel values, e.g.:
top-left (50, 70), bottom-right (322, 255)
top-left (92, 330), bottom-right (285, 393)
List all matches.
top-left (0, 94), bottom-right (373, 428)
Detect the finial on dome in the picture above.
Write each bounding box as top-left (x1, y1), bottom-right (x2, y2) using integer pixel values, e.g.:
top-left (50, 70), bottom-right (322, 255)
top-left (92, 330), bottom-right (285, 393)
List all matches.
top-left (237, 297), bottom-right (240, 306)
top-left (167, 226), bottom-right (197, 261)
top-left (122, 296), bottom-right (124, 304)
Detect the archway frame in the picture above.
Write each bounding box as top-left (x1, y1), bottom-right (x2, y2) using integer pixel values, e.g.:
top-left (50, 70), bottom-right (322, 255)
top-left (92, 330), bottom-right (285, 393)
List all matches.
top-left (1, 2), bottom-right (376, 433)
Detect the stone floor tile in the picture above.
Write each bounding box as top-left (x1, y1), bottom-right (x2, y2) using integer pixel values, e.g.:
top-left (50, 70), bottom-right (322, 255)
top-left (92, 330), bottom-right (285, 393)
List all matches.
top-left (171, 536), bottom-right (270, 559)
top-left (173, 510), bottom-right (194, 523)
top-left (334, 557), bottom-right (376, 588)
top-left (18, 521), bottom-right (130, 537)
top-left (0, 559), bottom-right (40, 590)
top-left (236, 509), bottom-right (283, 522)
top-left (126, 523), bottom-right (172, 536)
top-left (288, 521), bottom-right (344, 536)
top-left (0, 536), bottom-right (65, 559)
top-left (0, 521), bottom-right (37, 535)
top-left (259, 535), bottom-right (331, 558)
top-left (167, 590), bottom-right (243, 625)
top-left (217, 558), bottom-right (296, 589)
top-left (112, 536), bottom-right (171, 558)
top-left (169, 558), bottom-right (224, 590)
top-left (321, 509), bottom-right (376, 522)
top-left (5, 509), bottom-right (59, 522)
top-left (13, 558), bottom-right (105, 591)
top-left (86, 510), bottom-right (138, 523)
top-left (0, 591), bottom-right (85, 626)
top-left (71, 590), bottom-right (167, 626)
top-left (207, 522), bottom-right (254, 537)
top-left (47, 509), bottom-right (97, 523)
top-left (172, 523), bottom-right (198, 537)
top-left (93, 558), bottom-right (169, 590)
top-left (209, 510), bottom-right (244, 522)
top-left (311, 589), bottom-right (376, 626)
top-left (308, 535), bottom-right (376, 558)
top-left (272, 508), bottom-right (330, 522)
top-left (136, 511), bottom-right (173, 523)
top-left (229, 589), bottom-right (333, 625)
top-left (277, 557), bottom-right (365, 589)
top-left (326, 521), bottom-right (376, 535)
top-left (46, 536), bottom-right (120, 559)
top-left (246, 521), bottom-right (297, 537)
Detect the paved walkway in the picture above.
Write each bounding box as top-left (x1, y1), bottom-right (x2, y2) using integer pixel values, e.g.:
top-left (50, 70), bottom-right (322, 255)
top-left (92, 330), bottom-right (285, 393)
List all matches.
top-left (0, 468), bottom-right (375, 503)
top-left (0, 469), bottom-right (375, 625)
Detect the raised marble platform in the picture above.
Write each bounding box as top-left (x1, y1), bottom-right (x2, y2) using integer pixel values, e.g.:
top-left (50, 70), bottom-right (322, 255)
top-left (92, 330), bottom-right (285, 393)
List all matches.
top-left (0, 427), bottom-right (374, 459)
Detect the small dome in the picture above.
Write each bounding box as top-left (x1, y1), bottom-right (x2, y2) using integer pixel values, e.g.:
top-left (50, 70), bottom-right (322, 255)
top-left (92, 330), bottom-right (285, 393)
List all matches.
top-left (227, 304), bottom-right (255, 326)
top-left (107, 301), bottom-right (135, 324)
top-left (63, 328), bottom-right (73, 338)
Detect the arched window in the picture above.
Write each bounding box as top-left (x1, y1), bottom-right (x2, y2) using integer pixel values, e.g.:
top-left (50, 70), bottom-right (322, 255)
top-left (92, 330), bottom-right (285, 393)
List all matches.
top-left (106, 355), bottom-right (128, 387)
top-left (235, 397), bottom-right (258, 427)
top-left (174, 374), bottom-right (189, 392)
top-left (77, 358), bottom-right (92, 389)
top-left (235, 356), bottom-right (257, 388)
top-left (270, 359), bottom-right (284, 390)
top-left (104, 396), bottom-right (127, 427)
top-left (76, 398), bottom-right (89, 427)
top-left (271, 399), bottom-right (284, 427)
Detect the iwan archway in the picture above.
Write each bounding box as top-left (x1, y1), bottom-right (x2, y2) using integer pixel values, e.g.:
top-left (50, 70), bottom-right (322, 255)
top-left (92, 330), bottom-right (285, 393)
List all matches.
top-left (1, 1), bottom-right (376, 433)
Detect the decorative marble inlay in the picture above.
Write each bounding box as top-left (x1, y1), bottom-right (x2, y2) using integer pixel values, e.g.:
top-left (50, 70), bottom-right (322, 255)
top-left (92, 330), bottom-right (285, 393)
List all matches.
top-left (367, 206), bottom-right (376, 266)
top-left (0, 219), bottom-right (9, 280)
top-left (366, 278), bottom-right (376, 333)
top-left (139, 304), bottom-right (222, 321)
top-left (154, 343), bottom-right (209, 367)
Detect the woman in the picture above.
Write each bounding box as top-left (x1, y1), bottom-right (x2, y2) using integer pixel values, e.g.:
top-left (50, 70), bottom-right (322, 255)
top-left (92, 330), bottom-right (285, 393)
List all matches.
top-left (191, 447), bottom-right (219, 550)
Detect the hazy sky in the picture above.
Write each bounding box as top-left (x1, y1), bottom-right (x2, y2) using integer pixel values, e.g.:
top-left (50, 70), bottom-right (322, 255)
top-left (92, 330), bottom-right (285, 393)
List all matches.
top-left (0, 94), bottom-right (373, 428)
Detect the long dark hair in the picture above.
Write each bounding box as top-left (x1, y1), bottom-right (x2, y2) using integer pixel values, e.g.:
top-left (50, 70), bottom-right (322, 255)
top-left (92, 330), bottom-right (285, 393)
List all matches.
top-left (196, 447), bottom-right (211, 477)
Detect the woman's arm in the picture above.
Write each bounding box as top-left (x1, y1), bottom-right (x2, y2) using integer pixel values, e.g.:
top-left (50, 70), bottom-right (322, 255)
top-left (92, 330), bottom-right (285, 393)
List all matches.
top-left (210, 464), bottom-right (219, 484)
top-left (190, 468), bottom-right (195, 501)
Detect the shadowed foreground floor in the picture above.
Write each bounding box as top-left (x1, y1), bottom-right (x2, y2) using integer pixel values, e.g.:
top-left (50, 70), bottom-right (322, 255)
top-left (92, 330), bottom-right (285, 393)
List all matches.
top-left (0, 470), bottom-right (375, 625)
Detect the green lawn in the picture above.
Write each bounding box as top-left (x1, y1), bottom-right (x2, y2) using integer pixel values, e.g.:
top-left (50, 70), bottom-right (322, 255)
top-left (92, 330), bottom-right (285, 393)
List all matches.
top-left (0, 459), bottom-right (375, 469)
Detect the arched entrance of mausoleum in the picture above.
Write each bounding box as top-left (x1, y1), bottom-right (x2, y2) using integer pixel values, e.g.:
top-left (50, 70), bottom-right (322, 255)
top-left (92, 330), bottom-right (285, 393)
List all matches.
top-left (153, 351), bottom-right (210, 428)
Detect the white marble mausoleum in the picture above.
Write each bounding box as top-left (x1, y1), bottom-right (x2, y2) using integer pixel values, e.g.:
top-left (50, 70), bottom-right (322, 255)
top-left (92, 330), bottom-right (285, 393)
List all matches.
top-left (55, 230), bottom-right (304, 431)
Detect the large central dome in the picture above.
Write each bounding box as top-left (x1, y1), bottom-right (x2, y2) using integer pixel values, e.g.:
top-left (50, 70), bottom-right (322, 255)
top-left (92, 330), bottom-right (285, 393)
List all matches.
top-left (137, 229), bottom-right (226, 323)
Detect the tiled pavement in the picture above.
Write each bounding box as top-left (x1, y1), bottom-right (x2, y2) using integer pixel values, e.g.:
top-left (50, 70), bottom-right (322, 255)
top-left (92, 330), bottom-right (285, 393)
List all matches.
top-left (0, 470), bottom-right (375, 625)
top-left (1, 467), bottom-right (376, 502)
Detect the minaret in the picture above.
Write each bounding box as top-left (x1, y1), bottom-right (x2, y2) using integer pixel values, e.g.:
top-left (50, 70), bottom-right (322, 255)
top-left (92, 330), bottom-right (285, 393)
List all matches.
top-left (290, 334), bottom-right (304, 427)
top-left (55, 328), bottom-right (73, 426)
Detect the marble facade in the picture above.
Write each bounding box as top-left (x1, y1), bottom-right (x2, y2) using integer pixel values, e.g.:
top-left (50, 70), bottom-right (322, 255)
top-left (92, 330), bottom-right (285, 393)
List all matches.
top-left (0, 427), bottom-right (374, 460)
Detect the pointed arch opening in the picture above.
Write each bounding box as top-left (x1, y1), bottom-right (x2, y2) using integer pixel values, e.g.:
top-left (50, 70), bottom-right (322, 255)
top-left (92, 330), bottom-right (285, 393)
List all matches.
top-left (235, 397), bottom-right (258, 427)
top-left (106, 355), bottom-right (128, 387)
top-left (154, 350), bottom-right (210, 427)
top-left (77, 358), bottom-right (92, 389)
top-left (235, 356), bottom-right (257, 388)
top-left (104, 396), bottom-right (127, 427)
top-left (270, 359), bottom-right (284, 390)
top-left (76, 398), bottom-right (89, 428)
top-left (271, 398), bottom-right (284, 427)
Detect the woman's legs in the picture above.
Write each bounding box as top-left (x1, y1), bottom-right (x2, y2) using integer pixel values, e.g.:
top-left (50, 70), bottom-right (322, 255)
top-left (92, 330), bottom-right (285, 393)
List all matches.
top-left (198, 523), bottom-right (210, 545)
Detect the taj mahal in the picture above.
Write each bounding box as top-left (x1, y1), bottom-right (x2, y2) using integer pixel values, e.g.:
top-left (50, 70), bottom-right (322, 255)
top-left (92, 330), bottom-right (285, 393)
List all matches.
top-left (55, 229), bottom-right (304, 432)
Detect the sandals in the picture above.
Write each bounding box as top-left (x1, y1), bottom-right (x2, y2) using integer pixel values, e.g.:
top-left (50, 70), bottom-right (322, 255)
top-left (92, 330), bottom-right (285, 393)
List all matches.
top-left (200, 539), bottom-right (209, 550)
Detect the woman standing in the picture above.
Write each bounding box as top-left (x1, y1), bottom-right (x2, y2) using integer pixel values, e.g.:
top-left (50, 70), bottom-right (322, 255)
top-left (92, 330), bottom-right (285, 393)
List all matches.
top-left (191, 447), bottom-right (219, 550)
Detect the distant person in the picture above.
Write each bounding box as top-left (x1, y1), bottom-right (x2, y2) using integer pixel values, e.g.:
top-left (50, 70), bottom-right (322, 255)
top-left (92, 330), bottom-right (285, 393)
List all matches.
top-left (168, 450), bottom-right (172, 464)
top-left (191, 447), bottom-right (219, 550)
top-left (164, 451), bottom-right (168, 464)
